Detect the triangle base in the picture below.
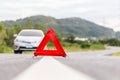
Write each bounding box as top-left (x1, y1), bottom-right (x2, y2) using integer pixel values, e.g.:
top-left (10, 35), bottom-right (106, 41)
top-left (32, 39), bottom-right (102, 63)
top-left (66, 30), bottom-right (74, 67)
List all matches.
top-left (34, 50), bottom-right (66, 57)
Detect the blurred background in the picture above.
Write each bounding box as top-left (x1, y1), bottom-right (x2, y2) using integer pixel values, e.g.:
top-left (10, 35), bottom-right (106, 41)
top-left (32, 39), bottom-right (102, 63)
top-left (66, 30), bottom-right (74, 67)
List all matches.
top-left (0, 0), bottom-right (120, 53)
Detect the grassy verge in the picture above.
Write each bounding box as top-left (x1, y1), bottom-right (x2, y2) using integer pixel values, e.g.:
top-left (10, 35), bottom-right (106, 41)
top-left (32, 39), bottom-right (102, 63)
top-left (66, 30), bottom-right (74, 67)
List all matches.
top-left (0, 41), bottom-right (105, 53)
top-left (47, 41), bottom-right (105, 52)
top-left (112, 52), bottom-right (120, 56)
top-left (89, 44), bottom-right (105, 50)
top-left (0, 45), bottom-right (13, 53)
top-left (48, 42), bottom-right (84, 52)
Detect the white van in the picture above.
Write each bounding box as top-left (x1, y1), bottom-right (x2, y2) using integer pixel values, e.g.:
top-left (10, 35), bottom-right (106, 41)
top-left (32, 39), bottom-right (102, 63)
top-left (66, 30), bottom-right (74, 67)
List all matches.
top-left (14, 29), bottom-right (44, 54)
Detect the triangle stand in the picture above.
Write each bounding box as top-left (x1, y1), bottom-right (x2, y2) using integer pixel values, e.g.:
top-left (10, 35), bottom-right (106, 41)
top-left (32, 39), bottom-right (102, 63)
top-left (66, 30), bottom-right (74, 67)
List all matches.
top-left (34, 28), bottom-right (67, 57)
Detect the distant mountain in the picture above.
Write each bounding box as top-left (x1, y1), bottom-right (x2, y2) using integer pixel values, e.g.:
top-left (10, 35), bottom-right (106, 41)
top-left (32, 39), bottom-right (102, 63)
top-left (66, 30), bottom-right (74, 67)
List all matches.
top-left (115, 31), bottom-right (120, 39)
top-left (2, 15), bottom-right (115, 38)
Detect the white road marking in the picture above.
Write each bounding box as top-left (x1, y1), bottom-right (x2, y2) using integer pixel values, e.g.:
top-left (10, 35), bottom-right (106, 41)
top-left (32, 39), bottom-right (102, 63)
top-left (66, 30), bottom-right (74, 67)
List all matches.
top-left (13, 57), bottom-right (94, 80)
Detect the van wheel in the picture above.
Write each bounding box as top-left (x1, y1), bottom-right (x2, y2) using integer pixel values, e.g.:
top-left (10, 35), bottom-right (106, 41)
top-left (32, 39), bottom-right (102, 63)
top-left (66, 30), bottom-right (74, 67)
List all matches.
top-left (14, 50), bottom-right (19, 54)
top-left (19, 50), bottom-right (23, 54)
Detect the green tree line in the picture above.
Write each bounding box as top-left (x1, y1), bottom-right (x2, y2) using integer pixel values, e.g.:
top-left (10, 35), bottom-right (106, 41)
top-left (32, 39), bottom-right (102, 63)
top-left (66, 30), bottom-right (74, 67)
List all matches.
top-left (0, 18), bottom-right (120, 53)
top-left (0, 19), bottom-right (47, 53)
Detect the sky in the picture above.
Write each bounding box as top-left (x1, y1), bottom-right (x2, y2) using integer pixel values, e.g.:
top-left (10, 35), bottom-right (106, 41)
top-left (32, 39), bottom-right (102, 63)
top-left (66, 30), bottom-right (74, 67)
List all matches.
top-left (0, 0), bottom-right (120, 31)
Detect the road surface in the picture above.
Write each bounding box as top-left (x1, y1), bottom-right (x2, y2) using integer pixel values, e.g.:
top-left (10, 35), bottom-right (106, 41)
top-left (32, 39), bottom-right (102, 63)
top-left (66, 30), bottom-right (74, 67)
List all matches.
top-left (0, 46), bottom-right (120, 80)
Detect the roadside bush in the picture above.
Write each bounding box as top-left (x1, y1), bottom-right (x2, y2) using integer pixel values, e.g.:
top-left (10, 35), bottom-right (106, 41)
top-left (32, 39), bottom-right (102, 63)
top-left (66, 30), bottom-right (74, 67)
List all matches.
top-left (90, 44), bottom-right (105, 50)
top-left (81, 42), bottom-right (91, 48)
top-left (106, 39), bottom-right (120, 46)
top-left (64, 34), bottom-right (75, 43)
top-left (0, 45), bottom-right (13, 53)
top-left (75, 40), bottom-right (84, 44)
top-left (91, 41), bottom-right (101, 44)
top-left (99, 39), bottom-right (120, 46)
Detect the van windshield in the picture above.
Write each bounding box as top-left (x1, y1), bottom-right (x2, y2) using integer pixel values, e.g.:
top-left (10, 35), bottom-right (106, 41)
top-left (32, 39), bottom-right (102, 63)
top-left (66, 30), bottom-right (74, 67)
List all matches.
top-left (19, 30), bottom-right (44, 36)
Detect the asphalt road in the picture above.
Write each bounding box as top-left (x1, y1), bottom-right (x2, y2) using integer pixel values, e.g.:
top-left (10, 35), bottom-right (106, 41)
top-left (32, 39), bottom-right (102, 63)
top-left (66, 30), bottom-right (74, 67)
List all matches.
top-left (55, 46), bottom-right (120, 80)
top-left (0, 54), bottom-right (42, 80)
top-left (0, 46), bottom-right (120, 80)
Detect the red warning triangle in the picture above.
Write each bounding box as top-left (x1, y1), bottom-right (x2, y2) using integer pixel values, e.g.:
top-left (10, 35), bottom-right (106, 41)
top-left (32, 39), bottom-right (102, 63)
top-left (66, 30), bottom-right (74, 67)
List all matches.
top-left (34, 28), bottom-right (67, 57)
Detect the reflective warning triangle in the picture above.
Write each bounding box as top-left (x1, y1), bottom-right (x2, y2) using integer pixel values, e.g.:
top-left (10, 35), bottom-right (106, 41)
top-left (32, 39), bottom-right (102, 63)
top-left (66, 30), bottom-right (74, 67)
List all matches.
top-left (34, 28), bottom-right (66, 57)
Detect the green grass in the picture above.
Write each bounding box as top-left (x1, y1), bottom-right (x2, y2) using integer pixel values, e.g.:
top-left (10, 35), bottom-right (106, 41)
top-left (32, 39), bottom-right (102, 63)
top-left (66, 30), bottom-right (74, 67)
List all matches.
top-left (0, 41), bottom-right (105, 53)
top-left (0, 45), bottom-right (13, 53)
top-left (47, 41), bottom-right (105, 52)
top-left (47, 42), bottom-right (82, 52)
top-left (112, 52), bottom-right (120, 56)
top-left (89, 44), bottom-right (105, 50)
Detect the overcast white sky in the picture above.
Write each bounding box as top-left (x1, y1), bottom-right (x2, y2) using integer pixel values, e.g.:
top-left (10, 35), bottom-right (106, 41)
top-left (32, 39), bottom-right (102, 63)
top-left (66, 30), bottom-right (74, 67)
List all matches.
top-left (0, 0), bottom-right (120, 31)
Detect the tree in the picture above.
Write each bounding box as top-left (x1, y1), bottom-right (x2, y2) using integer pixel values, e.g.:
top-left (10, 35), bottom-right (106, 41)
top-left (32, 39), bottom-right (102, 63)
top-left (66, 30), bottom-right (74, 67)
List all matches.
top-left (0, 22), bottom-right (8, 52)
top-left (0, 22), bottom-right (7, 45)
top-left (65, 34), bottom-right (75, 43)
top-left (13, 22), bottom-right (22, 34)
top-left (34, 22), bottom-right (47, 33)
top-left (5, 22), bottom-right (22, 47)
top-left (5, 28), bottom-right (15, 47)
top-left (24, 18), bottom-right (33, 29)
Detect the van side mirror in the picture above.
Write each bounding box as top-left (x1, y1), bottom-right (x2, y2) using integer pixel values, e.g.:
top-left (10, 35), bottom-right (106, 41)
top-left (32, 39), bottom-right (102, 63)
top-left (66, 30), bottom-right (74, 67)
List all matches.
top-left (13, 34), bottom-right (17, 37)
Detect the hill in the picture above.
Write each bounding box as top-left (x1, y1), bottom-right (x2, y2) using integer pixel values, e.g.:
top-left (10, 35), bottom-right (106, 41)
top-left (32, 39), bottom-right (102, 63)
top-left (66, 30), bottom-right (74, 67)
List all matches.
top-left (115, 31), bottom-right (120, 39)
top-left (2, 15), bottom-right (115, 38)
